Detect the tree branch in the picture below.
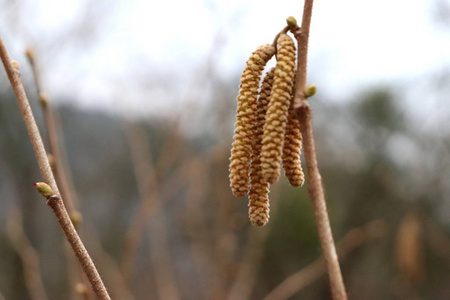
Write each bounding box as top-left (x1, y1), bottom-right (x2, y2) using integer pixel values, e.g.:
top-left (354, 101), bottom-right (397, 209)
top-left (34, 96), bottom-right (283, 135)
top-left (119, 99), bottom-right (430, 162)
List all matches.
top-left (263, 220), bottom-right (387, 300)
top-left (289, 1), bottom-right (348, 298)
top-left (0, 36), bottom-right (111, 300)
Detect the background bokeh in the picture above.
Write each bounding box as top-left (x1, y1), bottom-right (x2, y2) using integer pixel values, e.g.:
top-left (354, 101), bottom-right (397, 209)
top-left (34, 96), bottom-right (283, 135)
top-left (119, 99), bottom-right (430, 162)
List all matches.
top-left (0, 0), bottom-right (450, 299)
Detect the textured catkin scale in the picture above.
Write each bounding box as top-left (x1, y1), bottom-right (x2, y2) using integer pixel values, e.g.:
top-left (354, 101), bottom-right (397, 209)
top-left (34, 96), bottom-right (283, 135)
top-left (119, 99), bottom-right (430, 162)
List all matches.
top-left (282, 102), bottom-right (305, 187)
top-left (229, 44), bottom-right (275, 198)
top-left (261, 34), bottom-right (296, 184)
top-left (249, 68), bottom-right (275, 226)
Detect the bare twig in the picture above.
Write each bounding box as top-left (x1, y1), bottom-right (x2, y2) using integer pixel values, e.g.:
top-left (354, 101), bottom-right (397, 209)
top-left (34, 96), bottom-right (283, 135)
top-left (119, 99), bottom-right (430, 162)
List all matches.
top-left (226, 188), bottom-right (281, 300)
top-left (84, 224), bottom-right (135, 300)
top-left (0, 37), bottom-right (110, 300)
top-left (6, 207), bottom-right (49, 300)
top-left (25, 46), bottom-right (93, 300)
top-left (122, 122), bottom-right (180, 300)
top-left (182, 142), bottom-right (231, 300)
top-left (263, 220), bottom-right (388, 300)
top-left (25, 47), bottom-right (79, 217)
top-left (288, 1), bottom-right (347, 298)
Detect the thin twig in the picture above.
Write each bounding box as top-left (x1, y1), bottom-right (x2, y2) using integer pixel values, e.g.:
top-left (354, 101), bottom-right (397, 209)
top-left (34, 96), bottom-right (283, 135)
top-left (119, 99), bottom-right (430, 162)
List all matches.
top-left (263, 220), bottom-right (388, 300)
top-left (84, 224), bottom-right (135, 300)
top-left (289, 1), bottom-right (347, 298)
top-left (225, 188), bottom-right (282, 300)
top-left (0, 37), bottom-right (110, 300)
top-left (6, 207), bottom-right (49, 300)
top-left (122, 121), bottom-right (181, 300)
top-left (25, 47), bottom-right (79, 216)
top-left (182, 142), bottom-right (231, 300)
top-left (25, 46), bottom-right (93, 300)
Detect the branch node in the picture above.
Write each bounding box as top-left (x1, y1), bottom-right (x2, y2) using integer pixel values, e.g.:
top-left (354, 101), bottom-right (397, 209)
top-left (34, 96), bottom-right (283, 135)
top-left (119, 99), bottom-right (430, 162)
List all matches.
top-left (46, 195), bottom-right (61, 207)
top-left (11, 60), bottom-right (20, 70)
top-left (38, 93), bottom-right (49, 108)
top-left (70, 211), bottom-right (83, 227)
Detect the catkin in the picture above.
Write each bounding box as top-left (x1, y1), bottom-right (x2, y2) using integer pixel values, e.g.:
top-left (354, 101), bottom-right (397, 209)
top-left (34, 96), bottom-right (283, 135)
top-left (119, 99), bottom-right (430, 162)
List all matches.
top-left (282, 99), bottom-right (305, 187)
top-left (248, 68), bottom-right (275, 226)
top-left (229, 44), bottom-right (275, 197)
top-left (261, 34), bottom-right (296, 184)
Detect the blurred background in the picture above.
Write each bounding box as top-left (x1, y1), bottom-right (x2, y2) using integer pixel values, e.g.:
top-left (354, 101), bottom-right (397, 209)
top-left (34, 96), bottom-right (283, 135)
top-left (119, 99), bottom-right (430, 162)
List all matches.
top-left (0, 0), bottom-right (450, 299)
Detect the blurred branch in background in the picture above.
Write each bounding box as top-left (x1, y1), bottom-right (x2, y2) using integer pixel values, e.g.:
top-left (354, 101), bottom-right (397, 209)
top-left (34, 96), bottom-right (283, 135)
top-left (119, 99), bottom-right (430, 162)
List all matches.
top-left (84, 224), bottom-right (134, 300)
top-left (226, 188), bottom-right (281, 300)
top-left (25, 47), bottom-right (79, 217)
top-left (1, 0), bottom-right (450, 299)
top-left (122, 121), bottom-right (180, 300)
top-left (25, 45), bottom-right (94, 300)
top-left (0, 37), bottom-right (111, 300)
top-left (264, 220), bottom-right (388, 300)
top-left (6, 207), bottom-right (48, 300)
top-left (425, 214), bottom-right (450, 269)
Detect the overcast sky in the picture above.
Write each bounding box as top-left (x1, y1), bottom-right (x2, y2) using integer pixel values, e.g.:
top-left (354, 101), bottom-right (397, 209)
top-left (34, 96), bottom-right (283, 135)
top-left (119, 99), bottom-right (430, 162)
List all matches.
top-left (0, 0), bottom-right (449, 116)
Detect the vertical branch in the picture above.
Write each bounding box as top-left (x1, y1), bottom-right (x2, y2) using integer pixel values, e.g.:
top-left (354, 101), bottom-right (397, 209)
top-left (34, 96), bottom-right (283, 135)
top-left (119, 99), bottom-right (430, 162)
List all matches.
top-left (263, 220), bottom-right (387, 300)
top-left (297, 108), bottom-right (346, 299)
top-left (25, 47), bottom-right (93, 300)
top-left (84, 224), bottom-right (135, 300)
top-left (289, 1), bottom-right (348, 299)
top-left (0, 37), bottom-right (111, 300)
top-left (226, 188), bottom-right (282, 300)
top-left (6, 207), bottom-right (49, 300)
top-left (122, 121), bottom-right (181, 300)
top-left (292, 0), bottom-right (313, 109)
top-left (25, 47), bottom-right (78, 216)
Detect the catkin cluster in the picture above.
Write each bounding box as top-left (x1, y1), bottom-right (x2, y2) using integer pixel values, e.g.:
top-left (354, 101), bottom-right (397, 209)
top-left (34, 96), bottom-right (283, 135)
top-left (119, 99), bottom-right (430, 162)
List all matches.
top-left (229, 32), bottom-right (306, 227)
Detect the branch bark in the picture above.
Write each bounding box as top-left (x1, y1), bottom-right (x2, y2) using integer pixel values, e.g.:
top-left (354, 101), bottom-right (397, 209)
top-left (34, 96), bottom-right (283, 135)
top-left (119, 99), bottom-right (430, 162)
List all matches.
top-left (25, 47), bottom-right (79, 217)
top-left (290, 1), bottom-right (348, 299)
top-left (0, 37), bottom-right (111, 300)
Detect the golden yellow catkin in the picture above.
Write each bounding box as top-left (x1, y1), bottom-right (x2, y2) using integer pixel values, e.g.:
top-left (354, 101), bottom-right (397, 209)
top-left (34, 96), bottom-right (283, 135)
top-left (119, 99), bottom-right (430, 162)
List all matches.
top-left (229, 44), bottom-right (275, 197)
top-left (260, 34), bottom-right (296, 184)
top-left (248, 68), bottom-right (275, 226)
top-left (282, 96), bottom-right (305, 187)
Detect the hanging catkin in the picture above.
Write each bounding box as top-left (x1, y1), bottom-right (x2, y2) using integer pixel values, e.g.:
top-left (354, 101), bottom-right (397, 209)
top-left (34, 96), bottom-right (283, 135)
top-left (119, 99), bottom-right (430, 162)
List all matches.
top-left (248, 68), bottom-right (275, 226)
top-left (282, 96), bottom-right (305, 187)
top-left (260, 33), bottom-right (296, 184)
top-left (230, 44), bottom-right (275, 197)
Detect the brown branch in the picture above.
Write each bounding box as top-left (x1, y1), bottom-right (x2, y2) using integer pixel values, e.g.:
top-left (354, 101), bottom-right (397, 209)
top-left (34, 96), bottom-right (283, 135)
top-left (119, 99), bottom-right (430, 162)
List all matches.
top-left (226, 191), bottom-right (281, 300)
top-left (25, 46), bottom-right (93, 300)
top-left (84, 224), bottom-right (135, 300)
top-left (182, 143), bottom-right (231, 300)
top-left (25, 47), bottom-right (79, 218)
top-left (263, 220), bottom-right (388, 300)
top-left (296, 106), bottom-right (347, 299)
top-left (0, 37), bottom-right (110, 300)
top-left (122, 121), bottom-right (181, 300)
top-left (292, 0), bottom-right (313, 110)
top-left (6, 207), bottom-right (49, 300)
top-left (288, 2), bottom-right (347, 298)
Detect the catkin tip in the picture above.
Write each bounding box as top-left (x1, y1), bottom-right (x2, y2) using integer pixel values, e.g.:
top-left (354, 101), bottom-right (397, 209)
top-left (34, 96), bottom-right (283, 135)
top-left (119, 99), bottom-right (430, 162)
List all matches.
top-left (249, 200), bottom-right (270, 227)
top-left (283, 106), bottom-right (305, 187)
